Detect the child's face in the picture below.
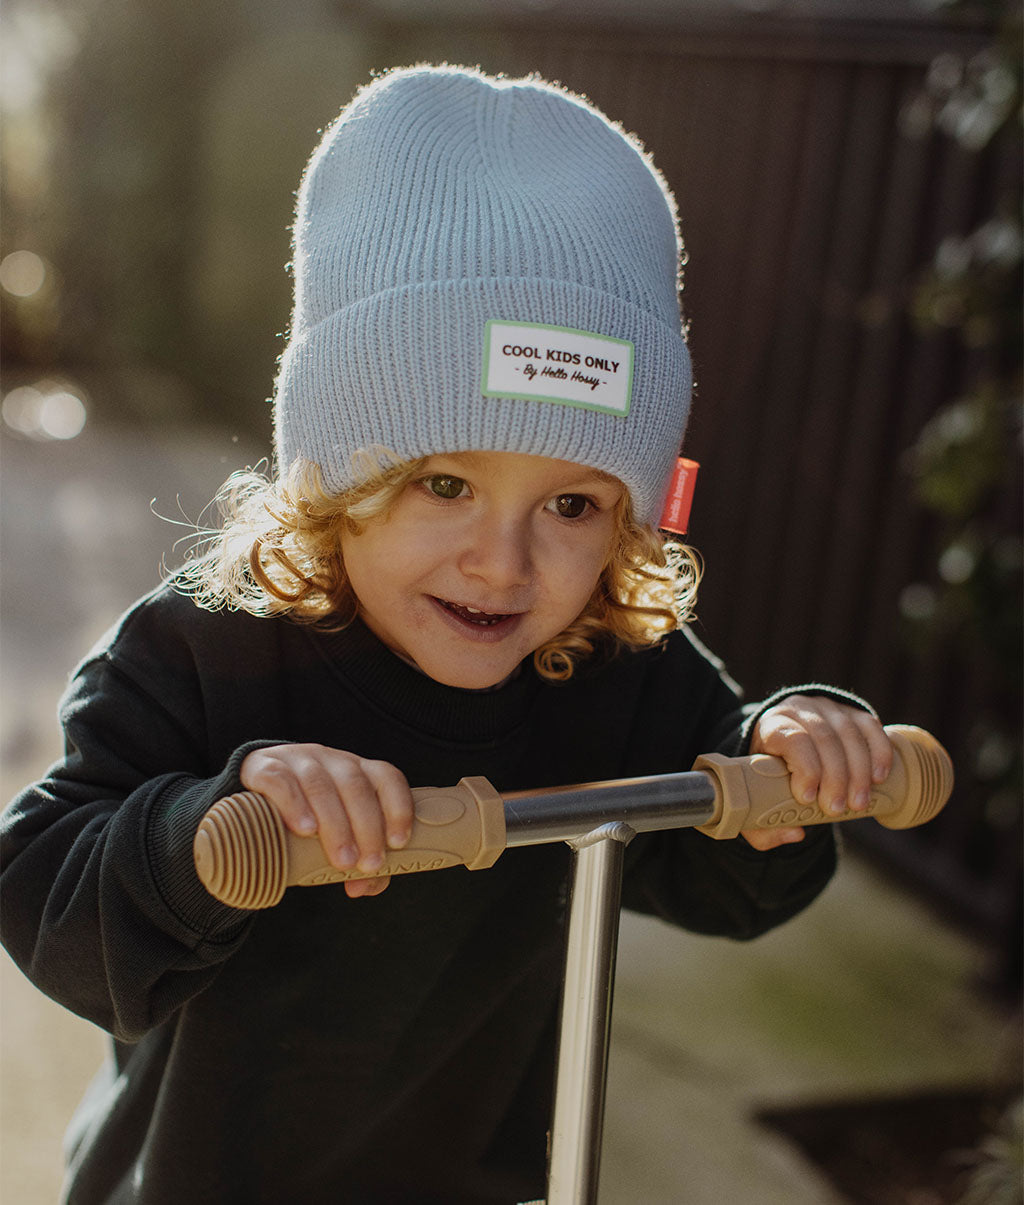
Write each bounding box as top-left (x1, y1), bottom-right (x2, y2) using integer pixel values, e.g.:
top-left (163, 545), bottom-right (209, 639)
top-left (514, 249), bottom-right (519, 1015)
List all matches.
top-left (341, 451), bottom-right (624, 689)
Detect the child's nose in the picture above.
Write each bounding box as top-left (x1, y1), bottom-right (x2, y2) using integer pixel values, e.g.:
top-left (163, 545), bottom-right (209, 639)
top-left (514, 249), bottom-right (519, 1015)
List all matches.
top-left (458, 516), bottom-right (533, 589)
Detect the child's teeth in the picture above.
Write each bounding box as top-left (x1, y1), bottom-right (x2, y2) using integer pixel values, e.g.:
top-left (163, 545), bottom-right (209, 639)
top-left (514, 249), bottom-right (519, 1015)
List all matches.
top-left (438, 598), bottom-right (512, 625)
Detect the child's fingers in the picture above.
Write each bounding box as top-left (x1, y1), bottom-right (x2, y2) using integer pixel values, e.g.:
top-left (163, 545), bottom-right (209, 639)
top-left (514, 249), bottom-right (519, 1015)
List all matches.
top-left (863, 713), bottom-right (895, 785)
top-left (359, 759), bottom-right (414, 851)
top-left (240, 745), bottom-right (410, 876)
top-left (321, 757), bottom-right (412, 874)
top-left (752, 696), bottom-right (893, 815)
top-left (309, 753), bottom-right (388, 873)
top-left (311, 753), bottom-right (414, 872)
top-left (345, 875), bottom-right (392, 899)
top-left (751, 697), bottom-right (826, 804)
top-left (841, 709), bottom-right (893, 810)
top-left (810, 705), bottom-right (893, 814)
top-left (785, 700), bottom-right (869, 814)
top-left (240, 747), bottom-right (321, 837)
top-left (741, 827), bottom-right (805, 851)
top-left (813, 705), bottom-right (874, 815)
top-left (251, 746), bottom-right (371, 869)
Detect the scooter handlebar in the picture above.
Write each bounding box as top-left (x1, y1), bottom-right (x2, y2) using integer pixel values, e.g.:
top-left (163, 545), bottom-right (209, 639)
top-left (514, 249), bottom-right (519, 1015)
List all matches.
top-left (193, 777), bottom-right (506, 910)
top-left (692, 724), bottom-right (953, 839)
top-left (193, 724), bottom-right (952, 909)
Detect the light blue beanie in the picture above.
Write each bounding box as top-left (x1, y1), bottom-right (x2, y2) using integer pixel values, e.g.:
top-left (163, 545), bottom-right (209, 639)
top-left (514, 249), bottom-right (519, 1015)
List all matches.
top-left (273, 64), bottom-right (692, 525)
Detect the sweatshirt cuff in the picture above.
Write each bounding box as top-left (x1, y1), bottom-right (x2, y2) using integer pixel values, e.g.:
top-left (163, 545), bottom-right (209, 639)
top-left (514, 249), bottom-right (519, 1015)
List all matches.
top-left (144, 740), bottom-right (288, 942)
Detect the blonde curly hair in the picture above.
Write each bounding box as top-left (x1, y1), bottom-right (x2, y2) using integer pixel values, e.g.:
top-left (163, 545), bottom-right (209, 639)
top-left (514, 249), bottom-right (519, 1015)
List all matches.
top-left (180, 454), bottom-right (700, 682)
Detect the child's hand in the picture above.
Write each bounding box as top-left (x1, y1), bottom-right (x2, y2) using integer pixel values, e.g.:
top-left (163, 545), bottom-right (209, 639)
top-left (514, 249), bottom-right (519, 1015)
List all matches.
top-left (743, 696), bottom-right (893, 852)
top-left (240, 745), bottom-right (414, 898)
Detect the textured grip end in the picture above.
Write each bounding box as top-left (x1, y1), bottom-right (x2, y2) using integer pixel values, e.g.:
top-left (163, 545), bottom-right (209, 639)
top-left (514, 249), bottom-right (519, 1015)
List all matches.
top-left (876, 725), bottom-right (954, 829)
top-left (194, 791), bottom-right (288, 909)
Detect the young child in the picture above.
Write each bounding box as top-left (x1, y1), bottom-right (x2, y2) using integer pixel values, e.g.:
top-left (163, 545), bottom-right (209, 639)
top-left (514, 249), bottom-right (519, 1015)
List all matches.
top-left (1, 66), bottom-right (892, 1204)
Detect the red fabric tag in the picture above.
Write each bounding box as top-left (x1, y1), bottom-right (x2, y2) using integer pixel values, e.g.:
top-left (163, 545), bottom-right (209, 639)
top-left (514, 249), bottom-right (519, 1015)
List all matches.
top-left (658, 458), bottom-right (699, 535)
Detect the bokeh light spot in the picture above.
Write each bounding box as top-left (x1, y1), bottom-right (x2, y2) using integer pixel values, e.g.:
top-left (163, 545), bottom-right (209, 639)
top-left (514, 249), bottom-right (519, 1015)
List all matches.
top-left (938, 543), bottom-right (975, 585)
top-left (2, 381), bottom-right (88, 440)
top-left (39, 390), bottom-right (87, 439)
top-left (899, 582), bottom-right (937, 621)
top-left (0, 250), bottom-right (47, 297)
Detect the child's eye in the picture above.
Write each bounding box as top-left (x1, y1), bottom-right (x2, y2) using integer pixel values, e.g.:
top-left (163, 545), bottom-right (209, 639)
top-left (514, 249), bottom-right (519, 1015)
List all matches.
top-left (549, 493), bottom-right (592, 520)
top-left (423, 474), bottom-right (468, 500)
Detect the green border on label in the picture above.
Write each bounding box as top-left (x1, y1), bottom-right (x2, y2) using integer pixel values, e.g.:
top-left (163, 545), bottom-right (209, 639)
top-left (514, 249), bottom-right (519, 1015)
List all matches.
top-left (481, 319), bottom-right (634, 417)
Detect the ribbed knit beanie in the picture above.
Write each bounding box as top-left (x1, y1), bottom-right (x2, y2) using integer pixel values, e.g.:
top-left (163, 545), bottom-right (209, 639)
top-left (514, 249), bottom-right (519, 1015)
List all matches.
top-left (273, 64), bottom-right (692, 525)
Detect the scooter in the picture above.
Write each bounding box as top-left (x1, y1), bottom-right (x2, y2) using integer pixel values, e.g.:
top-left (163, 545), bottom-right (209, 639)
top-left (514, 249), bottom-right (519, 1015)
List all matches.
top-left (194, 724), bottom-right (953, 1205)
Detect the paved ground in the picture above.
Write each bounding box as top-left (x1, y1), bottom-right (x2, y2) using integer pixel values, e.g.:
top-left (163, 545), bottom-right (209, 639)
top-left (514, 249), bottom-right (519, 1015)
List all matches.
top-left (1, 426), bottom-right (1018, 1203)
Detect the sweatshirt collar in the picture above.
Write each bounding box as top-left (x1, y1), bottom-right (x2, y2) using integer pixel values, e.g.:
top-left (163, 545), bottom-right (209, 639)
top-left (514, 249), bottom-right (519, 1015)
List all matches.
top-left (308, 617), bottom-right (541, 744)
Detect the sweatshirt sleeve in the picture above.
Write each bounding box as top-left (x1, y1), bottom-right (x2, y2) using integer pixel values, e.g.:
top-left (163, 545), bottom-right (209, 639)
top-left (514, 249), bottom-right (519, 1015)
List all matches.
top-left (618, 630), bottom-right (876, 939)
top-left (621, 822), bottom-right (839, 940)
top-left (0, 614), bottom-right (266, 1042)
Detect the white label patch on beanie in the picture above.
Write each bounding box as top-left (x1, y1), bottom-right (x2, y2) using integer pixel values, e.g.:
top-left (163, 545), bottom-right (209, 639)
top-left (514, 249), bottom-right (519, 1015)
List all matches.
top-left (482, 321), bottom-right (633, 416)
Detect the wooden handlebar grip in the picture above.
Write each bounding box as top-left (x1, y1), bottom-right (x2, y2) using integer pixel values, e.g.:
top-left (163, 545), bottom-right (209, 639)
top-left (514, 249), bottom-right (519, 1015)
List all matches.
top-left (693, 724), bottom-right (953, 840)
top-left (194, 776), bottom-right (506, 909)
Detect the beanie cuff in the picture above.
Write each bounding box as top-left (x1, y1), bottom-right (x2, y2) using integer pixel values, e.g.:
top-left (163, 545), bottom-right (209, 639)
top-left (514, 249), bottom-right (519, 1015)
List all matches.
top-left (274, 276), bottom-right (691, 524)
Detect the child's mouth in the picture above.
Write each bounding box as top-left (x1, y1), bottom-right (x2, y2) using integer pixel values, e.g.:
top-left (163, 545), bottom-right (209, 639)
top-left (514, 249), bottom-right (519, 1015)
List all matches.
top-left (435, 598), bottom-right (517, 627)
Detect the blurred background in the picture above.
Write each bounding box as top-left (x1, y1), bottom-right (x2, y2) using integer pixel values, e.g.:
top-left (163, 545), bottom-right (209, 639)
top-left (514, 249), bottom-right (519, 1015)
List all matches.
top-left (1, 0), bottom-right (1020, 1201)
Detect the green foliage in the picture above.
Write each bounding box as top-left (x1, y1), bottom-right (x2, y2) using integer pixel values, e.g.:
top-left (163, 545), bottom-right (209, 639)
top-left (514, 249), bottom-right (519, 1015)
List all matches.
top-left (909, 387), bottom-right (1018, 520)
top-left (955, 1097), bottom-right (1024, 1205)
top-left (902, 2), bottom-right (1022, 853)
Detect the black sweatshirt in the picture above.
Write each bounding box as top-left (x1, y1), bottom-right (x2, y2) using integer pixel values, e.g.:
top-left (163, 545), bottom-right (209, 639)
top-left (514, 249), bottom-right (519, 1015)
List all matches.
top-left (0, 584), bottom-right (846, 1204)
